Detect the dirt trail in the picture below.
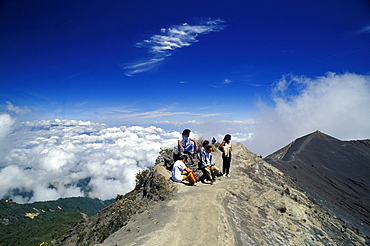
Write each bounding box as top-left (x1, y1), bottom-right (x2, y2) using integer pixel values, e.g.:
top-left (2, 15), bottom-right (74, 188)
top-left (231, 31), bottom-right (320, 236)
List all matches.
top-left (99, 149), bottom-right (245, 246)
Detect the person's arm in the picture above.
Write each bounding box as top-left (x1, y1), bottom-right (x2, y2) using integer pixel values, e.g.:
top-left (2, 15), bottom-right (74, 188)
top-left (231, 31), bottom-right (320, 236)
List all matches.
top-left (220, 141), bottom-right (225, 147)
top-left (210, 155), bottom-right (215, 166)
top-left (192, 138), bottom-right (199, 152)
top-left (200, 153), bottom-right (206, 169)
top-left (178, 139), bottom-right (184, 153)
top-left (180, 162), bottom-right (191, 173)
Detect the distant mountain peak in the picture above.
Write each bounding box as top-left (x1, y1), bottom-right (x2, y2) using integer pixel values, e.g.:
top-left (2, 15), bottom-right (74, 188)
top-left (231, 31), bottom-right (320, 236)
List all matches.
top-left (264, 132), bottom-right (370, 236)
top-left (267, 130), bottom-right (337, 161)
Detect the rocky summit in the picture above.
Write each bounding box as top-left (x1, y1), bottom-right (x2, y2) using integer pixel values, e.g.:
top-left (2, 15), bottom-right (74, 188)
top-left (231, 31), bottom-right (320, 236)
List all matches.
top-left (54, 135), bottom-right (369, 245)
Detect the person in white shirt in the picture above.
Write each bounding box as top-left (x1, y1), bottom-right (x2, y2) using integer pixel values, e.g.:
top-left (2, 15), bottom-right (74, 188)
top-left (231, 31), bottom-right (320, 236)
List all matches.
top-left (177, 129), bottom-right (199, 159)
top-left (171, 155), bottom-right (198, 186)
top-left (199, 145), bottom-right (220, 184)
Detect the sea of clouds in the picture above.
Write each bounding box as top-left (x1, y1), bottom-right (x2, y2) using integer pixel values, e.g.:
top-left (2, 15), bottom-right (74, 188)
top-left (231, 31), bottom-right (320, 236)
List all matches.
top-left (0, 119), bottom-right (181, 203)
top-left (1, 72), bottom-right (369, 203)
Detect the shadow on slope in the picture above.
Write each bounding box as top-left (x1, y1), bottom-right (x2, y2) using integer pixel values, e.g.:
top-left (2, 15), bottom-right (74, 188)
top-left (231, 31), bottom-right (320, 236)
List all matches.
top-left (264, 130), bottom-right (370, 236)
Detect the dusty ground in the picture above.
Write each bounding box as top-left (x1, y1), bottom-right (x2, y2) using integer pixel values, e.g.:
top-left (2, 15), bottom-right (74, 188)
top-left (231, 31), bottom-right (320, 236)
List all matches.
top-left (99, 149), bottom-right (237, 246)
top-left (97, 143), bottom-right (368, 246)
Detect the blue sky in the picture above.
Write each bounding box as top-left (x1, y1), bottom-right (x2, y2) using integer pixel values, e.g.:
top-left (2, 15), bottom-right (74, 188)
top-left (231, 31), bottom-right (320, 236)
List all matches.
top-left (1, 0), bottom-right (370, 151)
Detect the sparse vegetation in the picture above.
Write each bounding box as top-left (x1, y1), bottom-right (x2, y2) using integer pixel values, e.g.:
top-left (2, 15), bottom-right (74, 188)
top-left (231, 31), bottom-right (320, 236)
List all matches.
top-left (135, 169), bottom-right (150, 190)
top-left (158, 147), bottom-right (173, 157)
top-left (155, 147), bottom-right (174, 164)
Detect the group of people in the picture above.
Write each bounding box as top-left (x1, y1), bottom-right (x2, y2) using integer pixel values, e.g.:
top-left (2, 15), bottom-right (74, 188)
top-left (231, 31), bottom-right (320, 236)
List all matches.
top-left (171, 129), bottom-right (232, 186)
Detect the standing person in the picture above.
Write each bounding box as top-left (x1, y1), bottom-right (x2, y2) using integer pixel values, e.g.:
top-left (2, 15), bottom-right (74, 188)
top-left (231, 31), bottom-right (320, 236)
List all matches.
top-left (220, 134), bottom-right (232, 177)
top-left (178, 129), bottom-right (199, 160)
top-left (199, 145), bottom-right (221, 184)
top-left (171, 156), bottom-right (198, 186)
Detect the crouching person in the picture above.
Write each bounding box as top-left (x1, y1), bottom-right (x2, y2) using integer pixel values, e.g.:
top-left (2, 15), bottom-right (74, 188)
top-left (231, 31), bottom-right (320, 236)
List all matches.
top-left (171, 155), bottom-right (199, 186)
top-left (178, 129), bottom-right (199, 161)
top-left (200, 145), bottom-right (220, 184)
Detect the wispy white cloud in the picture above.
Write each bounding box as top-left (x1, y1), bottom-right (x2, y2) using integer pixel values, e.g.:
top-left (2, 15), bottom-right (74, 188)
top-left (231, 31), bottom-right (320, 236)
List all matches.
top-left (124, 18), bottom-right (225, 76)
top-left (6, 101), bottom-right (31, 115)
top-left (358, 24), bottom-right (370, 33)
top-left (115, 108), bottom-right (191, 119)
top-left (249, 83), bottom-right (262, 87)
top-left (100, 107), bottom-right (226, 121)
top-left (197, 113), bottom-right (223, 117)
top-left (123, 58), bottom-right (165, 76)
top-left (137, 19), bottom-right (224, 55)
top-left (211, 78), bottom-right (233, 88)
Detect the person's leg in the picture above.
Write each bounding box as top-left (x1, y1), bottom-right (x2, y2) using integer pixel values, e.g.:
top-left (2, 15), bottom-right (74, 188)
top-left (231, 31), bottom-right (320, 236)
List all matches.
top-left (182, 171), bottom-right (197, 185)
top-left (188, 172), bottom-right (197, 185)
top-left (212, 166), bottom-right (220, 178)
top-left (222, 157), bottom-right (227, 174)
top-left (203, 168), bottom-right (213, 182)
top-left (183, 141), bottom-right (195, 154)
top-left (225, 157), bottom-right (231, 175)
top-left (228, 154), bottom-right (232, 174)
top-left (178, 145), bottom-right (183, 156)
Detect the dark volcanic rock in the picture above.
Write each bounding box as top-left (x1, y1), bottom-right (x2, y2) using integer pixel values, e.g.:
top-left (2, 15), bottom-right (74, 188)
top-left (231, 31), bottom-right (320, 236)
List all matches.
top-left (264, 130), bottom-right (370, 237)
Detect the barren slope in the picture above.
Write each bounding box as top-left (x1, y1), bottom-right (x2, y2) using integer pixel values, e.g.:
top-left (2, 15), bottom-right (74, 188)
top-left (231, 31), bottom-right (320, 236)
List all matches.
top-left (264, 131), bottom-right (370, 236)
top-left (97, 143), bottom-right (367, 246)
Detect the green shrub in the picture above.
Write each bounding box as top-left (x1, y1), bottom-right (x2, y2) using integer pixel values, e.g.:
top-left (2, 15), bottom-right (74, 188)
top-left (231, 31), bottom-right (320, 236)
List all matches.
top-left (134, 169), bottom-right (150, 190)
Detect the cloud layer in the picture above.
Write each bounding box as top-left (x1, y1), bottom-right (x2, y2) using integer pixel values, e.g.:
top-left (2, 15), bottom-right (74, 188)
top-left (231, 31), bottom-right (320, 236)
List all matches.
top-left (0, 119), bottom-right (178, 203)
top-left (124, 19), bottom-right (224, 76)
top-left (1, 72), bottom-right (369, 203)
top-left (248, 72), bottom-right (370, 156)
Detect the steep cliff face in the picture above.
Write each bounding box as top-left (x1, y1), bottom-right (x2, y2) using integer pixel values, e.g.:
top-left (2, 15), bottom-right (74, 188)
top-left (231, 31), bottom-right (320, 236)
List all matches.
top-left (91, 142), bottom-right (367, 246)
